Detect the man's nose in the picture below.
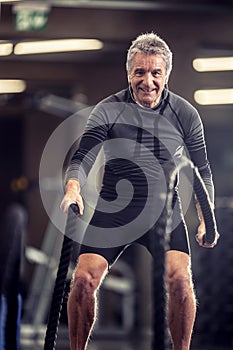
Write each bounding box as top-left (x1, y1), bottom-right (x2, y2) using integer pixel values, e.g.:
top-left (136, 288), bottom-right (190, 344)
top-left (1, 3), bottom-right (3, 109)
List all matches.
top-left (143, 73), bottom-right (154, 87)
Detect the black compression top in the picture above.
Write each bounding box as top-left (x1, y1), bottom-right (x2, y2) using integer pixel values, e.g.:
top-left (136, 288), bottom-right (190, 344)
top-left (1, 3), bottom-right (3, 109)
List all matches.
top-left (65, 87), bottom-right (214, 205)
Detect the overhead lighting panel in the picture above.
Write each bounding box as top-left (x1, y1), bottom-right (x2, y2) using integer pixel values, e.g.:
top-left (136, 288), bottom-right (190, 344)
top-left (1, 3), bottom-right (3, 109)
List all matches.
top-left (194, 88), bottom-right (233, 105)
top-left (14, 39), bottom-right (104, 55)
top-left (0, 42), bottom-right (13, 56)
top-left (0, 80), bottom-right (26, 94)
top-left (193, 57), bottom-right (233, 72)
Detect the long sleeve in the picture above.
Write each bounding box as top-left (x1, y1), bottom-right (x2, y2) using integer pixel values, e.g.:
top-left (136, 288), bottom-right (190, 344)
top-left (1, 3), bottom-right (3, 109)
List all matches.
top-left (184, 109), bottom-right (214, 203)
top-left (64, 106), bottom-right (110, 187)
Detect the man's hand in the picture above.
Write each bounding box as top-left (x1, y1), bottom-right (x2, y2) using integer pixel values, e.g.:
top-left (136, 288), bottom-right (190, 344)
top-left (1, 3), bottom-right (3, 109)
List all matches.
top-left (195, 222), bottom-right (219, 248)
top-left (60, 179), bottom-right (84, 215)
top-left (195, 202), bottom-right (220, 248)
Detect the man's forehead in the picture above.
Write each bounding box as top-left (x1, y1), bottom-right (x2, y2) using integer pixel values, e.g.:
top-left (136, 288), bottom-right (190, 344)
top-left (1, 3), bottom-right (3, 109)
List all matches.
top-left (132, 52), bottom-right (165, 67)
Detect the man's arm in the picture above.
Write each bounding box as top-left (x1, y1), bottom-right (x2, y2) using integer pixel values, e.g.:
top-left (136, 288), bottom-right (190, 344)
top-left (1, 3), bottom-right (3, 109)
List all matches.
top-left (182, 106), bottom-right (219, 248)
top-left (60, 101), bottom-right (111, 215)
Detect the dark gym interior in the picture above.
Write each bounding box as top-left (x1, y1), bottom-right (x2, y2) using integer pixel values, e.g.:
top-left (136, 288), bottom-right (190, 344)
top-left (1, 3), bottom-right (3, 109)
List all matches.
top-left (0, 1), bottom-right (232, 349)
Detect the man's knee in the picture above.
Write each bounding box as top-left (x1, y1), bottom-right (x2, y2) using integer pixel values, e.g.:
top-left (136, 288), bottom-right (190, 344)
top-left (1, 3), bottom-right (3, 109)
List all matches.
top-left (71, 254), bottom-right (108, 300)
top-left (166, 266), bottom-right (194, 302)
top-left (165, 251), bottom-right (194, 299)
top-left (71, 272), bottom-right (94, 303)
top-left (167, 262), bottom-right (196, 304)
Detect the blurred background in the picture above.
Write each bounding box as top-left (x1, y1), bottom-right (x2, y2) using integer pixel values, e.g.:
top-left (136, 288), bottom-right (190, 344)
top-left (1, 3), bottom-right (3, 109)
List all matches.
top-left (0, 0), bottom-right (232, 349)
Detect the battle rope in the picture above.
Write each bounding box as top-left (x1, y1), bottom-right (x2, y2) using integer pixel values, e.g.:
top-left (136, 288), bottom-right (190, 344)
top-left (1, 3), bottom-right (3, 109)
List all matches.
top-left (167, 156), bottom-right (217, 245)
top-left (151, 156), bottom-right (218, 350)
top-left (44, 204), bottom-right (79, 350)
top-left (151, 204), bottom-right (169, 350)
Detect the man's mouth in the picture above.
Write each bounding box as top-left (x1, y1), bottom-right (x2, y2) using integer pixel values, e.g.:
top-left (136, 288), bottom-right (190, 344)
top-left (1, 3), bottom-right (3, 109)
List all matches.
top-left (139, 86), bottom-right (157, 94)
top-left (141, 89), bottom-right (156, 95)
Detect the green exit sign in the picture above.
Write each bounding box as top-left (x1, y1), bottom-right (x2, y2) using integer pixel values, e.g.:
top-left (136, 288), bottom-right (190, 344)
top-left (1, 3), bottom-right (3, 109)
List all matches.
top-left (13, 3), bottom-right (50, 32)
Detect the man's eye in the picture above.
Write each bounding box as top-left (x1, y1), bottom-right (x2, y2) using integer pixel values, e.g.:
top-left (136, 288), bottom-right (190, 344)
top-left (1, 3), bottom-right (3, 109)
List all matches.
top-left (153, 71), bottom-right (162, 77)
top-left (134, 70), bottom-right (144, 76)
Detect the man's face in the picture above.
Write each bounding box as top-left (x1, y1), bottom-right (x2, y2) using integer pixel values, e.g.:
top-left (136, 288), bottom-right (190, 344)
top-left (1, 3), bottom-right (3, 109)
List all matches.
top-left (128, 52), bottom-right (168, 108)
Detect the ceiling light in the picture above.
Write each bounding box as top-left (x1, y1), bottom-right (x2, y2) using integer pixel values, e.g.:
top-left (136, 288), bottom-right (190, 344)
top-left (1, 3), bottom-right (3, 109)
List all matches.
top-left (0, 42), bottom-right (13, 56)
top-left (0, 80), bottom-right (26, 94)
top-left (193, 57), bottom-right (233, 72)
top-left (14, 39), bottom-right (104, 55)
top-left (194, 88), bottom-right (233, 105)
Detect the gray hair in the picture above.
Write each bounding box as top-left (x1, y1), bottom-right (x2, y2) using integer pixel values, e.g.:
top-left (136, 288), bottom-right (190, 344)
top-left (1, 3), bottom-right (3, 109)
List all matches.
top-left (126, 32), bottom-right (173, 78)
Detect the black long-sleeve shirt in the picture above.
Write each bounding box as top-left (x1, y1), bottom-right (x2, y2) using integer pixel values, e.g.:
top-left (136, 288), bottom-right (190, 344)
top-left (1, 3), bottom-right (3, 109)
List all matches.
top-left (65, 88), bottom-right (214, 204)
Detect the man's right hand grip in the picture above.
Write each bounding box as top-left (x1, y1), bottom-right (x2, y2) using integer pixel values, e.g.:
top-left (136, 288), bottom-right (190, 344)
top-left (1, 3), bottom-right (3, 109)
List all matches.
top-left (69, 203), bottom-right (80, 215)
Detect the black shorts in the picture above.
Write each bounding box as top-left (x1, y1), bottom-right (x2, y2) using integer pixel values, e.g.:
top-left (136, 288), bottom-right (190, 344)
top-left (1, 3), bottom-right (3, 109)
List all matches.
top-left (78, 193), bottom-right (190, 269)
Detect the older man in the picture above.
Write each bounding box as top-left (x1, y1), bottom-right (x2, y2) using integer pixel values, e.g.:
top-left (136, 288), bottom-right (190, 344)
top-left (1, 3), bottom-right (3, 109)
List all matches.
top-left (61, 32), bottom-right (218, 350)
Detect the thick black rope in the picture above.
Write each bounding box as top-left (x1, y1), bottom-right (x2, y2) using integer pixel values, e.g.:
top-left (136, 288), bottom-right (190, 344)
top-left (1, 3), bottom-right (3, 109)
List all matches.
top-left (151, 204), bottom-right (170, 350)
top-left (167, 156), bottom-right (217, 245)
top-left (44, 204), bottom-right (79, 350)
top-left (151, 156), bottom-right (218, 350)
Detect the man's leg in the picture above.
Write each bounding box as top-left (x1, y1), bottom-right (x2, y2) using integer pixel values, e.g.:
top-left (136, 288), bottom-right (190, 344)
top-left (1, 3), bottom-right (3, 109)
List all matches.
top-left (165, 250), bottom-right (196, 350)
top-left (67, 253), bottom-right (108, 350)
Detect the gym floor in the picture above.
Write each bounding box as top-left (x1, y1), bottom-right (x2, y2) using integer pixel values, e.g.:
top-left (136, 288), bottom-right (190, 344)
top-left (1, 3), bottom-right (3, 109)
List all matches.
top-left (20, 325), bottom-right (233, 350)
